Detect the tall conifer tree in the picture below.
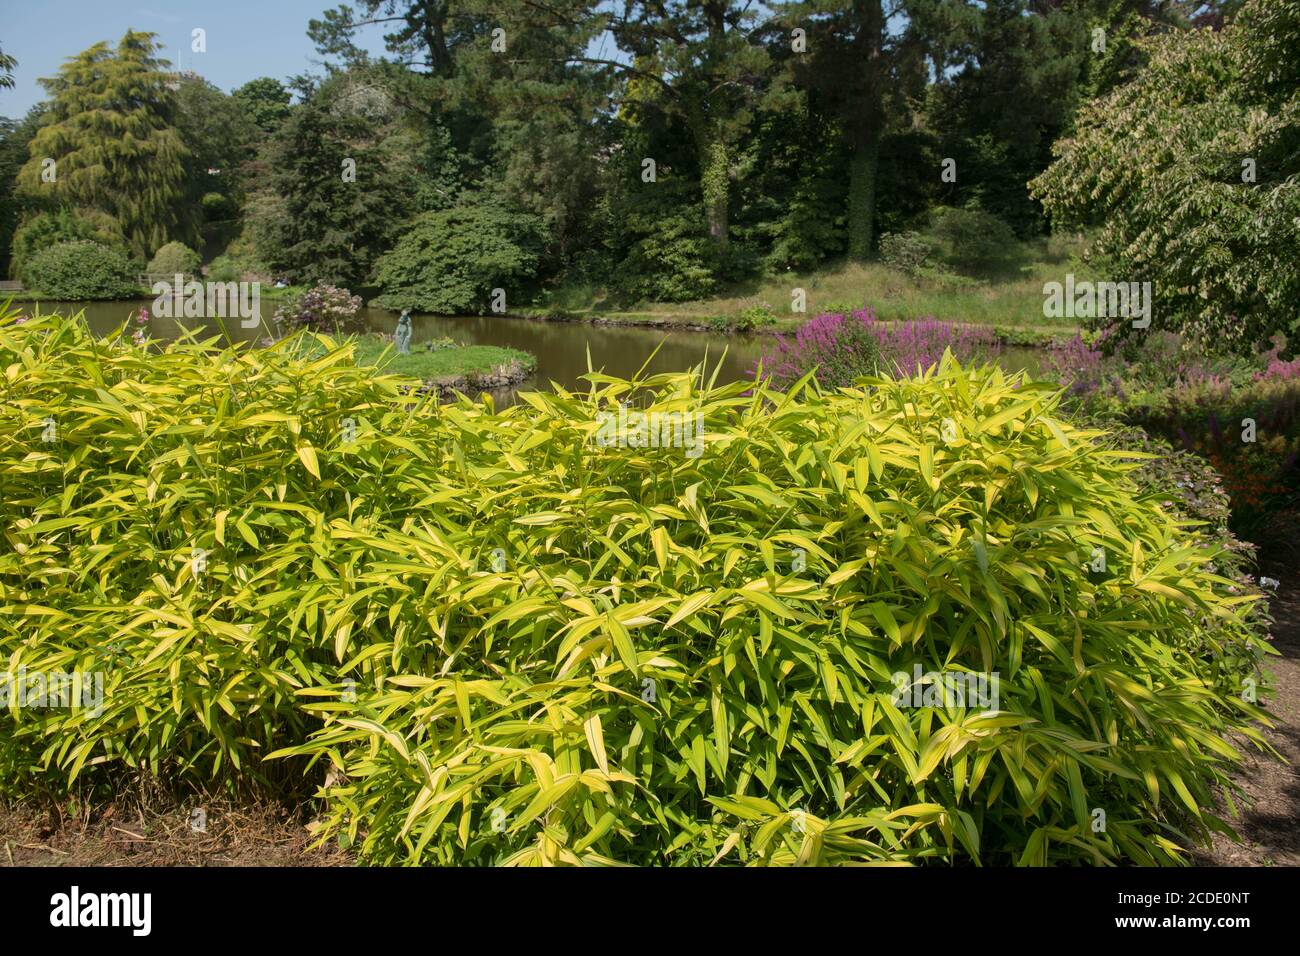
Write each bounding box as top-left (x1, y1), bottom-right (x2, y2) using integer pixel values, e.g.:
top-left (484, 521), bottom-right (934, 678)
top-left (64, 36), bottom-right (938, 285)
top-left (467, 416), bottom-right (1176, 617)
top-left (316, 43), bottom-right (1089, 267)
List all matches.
top-left (17, 31), bottom-right (192, 259)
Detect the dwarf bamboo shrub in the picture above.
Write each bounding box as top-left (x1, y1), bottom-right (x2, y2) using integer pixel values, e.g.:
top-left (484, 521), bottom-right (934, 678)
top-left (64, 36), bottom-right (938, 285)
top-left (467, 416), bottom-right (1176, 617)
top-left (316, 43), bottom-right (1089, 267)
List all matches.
top-left (0, 310), bottom-right (1274, 866)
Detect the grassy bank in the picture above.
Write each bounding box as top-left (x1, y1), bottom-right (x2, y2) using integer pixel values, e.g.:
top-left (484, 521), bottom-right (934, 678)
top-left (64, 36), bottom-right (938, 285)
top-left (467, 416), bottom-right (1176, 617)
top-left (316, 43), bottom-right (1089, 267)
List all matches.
top-left (347, 334), bottom-right (535, 388)
top-left (523, 235), bottom-right (1092, 343)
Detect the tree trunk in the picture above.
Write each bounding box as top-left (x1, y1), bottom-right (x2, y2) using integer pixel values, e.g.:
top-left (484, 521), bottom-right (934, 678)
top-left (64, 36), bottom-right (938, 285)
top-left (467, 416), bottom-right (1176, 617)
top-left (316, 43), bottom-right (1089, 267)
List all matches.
top-left (847, 136), bottom-right (880, 261)
top-left (845, 0), bottom-right (884, 262)
top-left (696, 4), bottom-right (731, 250)
top-left (689, 107), bottom-right (729, 250)
top-left (700, 135), bottom-right (729, 248)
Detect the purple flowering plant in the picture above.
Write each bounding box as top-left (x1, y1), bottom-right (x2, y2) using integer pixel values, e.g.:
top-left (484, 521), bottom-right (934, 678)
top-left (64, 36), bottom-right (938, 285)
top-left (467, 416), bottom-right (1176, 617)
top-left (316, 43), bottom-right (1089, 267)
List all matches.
top-left (756, 307), bottom-right (999, 390)
top-left (1047, 331), bottom-right (1300, 536)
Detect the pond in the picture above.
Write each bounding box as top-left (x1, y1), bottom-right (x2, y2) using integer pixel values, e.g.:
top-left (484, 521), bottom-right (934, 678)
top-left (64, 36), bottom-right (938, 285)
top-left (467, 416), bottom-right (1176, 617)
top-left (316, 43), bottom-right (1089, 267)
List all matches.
top-left (25, 299), bottom-right (1045, 405)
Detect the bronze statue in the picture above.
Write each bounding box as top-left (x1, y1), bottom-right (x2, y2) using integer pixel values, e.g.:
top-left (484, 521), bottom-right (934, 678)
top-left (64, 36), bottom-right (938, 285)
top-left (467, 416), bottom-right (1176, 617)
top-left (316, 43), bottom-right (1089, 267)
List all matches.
top-left (395, 310), bottom-right (413, 354)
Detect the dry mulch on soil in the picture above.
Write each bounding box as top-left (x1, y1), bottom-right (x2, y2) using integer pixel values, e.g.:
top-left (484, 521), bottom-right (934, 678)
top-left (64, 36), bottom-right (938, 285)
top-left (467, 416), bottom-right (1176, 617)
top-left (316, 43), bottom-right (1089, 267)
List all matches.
top-left (1194, 553), bottom-right (1300, 867)
top-left (0, 787), bottom-right (350, 867)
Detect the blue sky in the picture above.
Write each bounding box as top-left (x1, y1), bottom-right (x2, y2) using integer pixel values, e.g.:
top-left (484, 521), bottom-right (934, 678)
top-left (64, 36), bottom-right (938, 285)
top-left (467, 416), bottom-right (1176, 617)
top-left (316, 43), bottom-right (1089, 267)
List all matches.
top-left (0, 0), bottom-right (393, 118)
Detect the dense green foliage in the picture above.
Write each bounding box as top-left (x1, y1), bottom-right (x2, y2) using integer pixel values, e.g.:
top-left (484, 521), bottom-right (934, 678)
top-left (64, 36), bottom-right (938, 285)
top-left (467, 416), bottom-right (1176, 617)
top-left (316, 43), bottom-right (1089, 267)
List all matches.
top-left (927, 207), bottom-right (1018, 275)
top-left (1048, 332), bottom-right (1300, 538)
top-left (372, 204), bottom-right (544, 314)
top-left (1031, 0), bottom-right (1300, 351)
top-left (878, 232), bottom-right (933, 276)
top-left (206, 236), bottom-right (267, 283)
top-left (147, 241), bottom-right (201, 278)
top-left (247, 77), bottom-right (417, 287)
top-left (610, 202), bottom-right (720, 304)
top-left (0, 312), bottom-right (1273, 866)
top-left (15, 32), bottom-right (193, 260)
top-left (172, 76), bottom-right (260, 258)
top-left (21, 240), bottom-right (137, 298)
top-left (232, 78), bottom-right (293, 136)
top-left (0, 112), bottom-right (39, 276)
top-left (0, 4), bottom-right (1263, 314)
top-left (8, 207), bottom-right (124, 284)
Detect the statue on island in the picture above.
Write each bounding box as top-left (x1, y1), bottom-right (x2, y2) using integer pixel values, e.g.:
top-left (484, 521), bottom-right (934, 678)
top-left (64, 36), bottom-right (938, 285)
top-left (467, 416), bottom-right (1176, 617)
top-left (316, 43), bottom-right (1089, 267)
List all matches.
top-left (394, 310), bottom-right (413, 354)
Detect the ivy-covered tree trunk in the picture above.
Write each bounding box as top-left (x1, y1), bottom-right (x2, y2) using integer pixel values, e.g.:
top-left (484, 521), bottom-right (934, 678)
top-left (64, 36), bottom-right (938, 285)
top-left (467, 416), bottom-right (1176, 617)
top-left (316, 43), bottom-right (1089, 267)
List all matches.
top-left (686, 101), bottom-right (731, 249)
top-left (699, 134), bottom-right (729, 248)
top-left (693, 1), bottom-right (736, 250)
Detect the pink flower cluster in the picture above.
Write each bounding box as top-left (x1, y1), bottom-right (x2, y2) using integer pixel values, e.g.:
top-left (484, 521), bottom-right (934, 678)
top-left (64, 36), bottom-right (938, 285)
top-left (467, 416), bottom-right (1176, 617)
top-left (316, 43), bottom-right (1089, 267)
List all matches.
top-left (1258, 354), bottom-right (1300, 382)
top-left (757, 307), bottom-right (999, 390)
top-left (274, 284), bottom-right (363, 331)
top-left (866, 310), bottom-right (1000, 376)
top-left (132, 307), bottom-right (150, 346)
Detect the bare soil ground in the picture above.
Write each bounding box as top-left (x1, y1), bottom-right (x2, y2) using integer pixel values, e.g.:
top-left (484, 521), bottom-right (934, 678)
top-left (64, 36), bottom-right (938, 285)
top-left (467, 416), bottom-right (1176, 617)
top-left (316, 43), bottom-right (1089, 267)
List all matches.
top-left (1194, 553), bottom-right (1300, 867)
top-left (0, 788), bottom-right (350, 867)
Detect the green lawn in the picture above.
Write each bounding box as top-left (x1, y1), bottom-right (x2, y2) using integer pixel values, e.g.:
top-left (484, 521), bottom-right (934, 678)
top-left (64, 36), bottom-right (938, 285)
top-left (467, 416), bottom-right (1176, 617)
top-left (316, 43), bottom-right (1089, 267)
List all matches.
top-left (526, 234), bottom-right (1093, 340)
top-left (348, 335), bottom-right (535, 382)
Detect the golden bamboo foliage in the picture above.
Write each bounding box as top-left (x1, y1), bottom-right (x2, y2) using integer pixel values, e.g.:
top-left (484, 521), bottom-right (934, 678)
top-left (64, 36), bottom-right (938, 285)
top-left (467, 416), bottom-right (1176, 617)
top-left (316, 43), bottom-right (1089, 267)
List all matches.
top-left (0, 310), bottom-right (1275, 866)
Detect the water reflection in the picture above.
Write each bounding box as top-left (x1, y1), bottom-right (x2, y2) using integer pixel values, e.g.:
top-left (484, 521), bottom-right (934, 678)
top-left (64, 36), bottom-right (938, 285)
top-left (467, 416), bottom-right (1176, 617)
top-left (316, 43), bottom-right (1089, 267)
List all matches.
top-left (19, 299), bottom-right (1042, 407)
top-left (29, 300), bottom-right (764, 405)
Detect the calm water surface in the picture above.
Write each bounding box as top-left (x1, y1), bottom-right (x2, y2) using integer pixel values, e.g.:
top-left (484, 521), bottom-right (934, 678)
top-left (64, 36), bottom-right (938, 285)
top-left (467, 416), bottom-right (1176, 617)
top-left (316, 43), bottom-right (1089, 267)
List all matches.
top-left (26, 299), bottom-right (1042, 406)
